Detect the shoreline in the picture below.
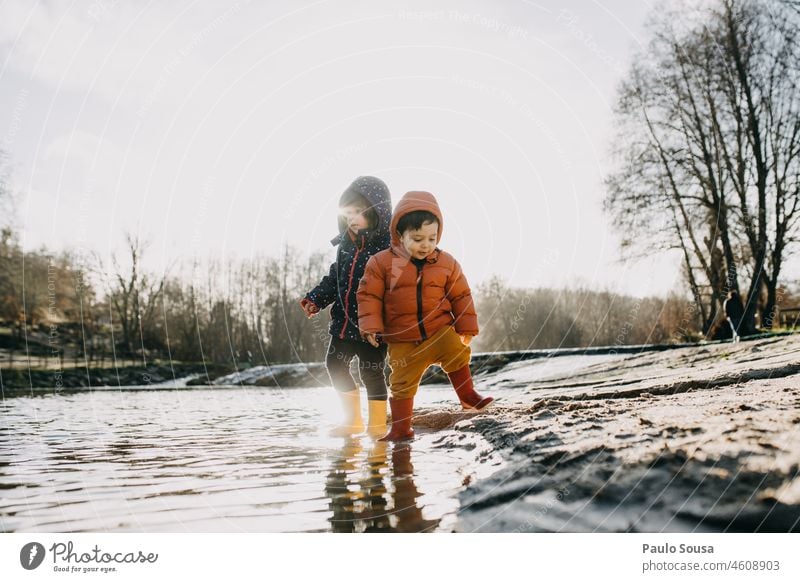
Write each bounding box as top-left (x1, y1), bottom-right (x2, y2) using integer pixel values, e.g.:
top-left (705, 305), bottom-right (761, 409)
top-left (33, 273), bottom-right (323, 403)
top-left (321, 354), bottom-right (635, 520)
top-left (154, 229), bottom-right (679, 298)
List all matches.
top-left (0, 362), bottom-right (234, 395)
top-left (3, 332), bottom-right (793, 396)
top-left (412, 333), bottom-right (800, 532)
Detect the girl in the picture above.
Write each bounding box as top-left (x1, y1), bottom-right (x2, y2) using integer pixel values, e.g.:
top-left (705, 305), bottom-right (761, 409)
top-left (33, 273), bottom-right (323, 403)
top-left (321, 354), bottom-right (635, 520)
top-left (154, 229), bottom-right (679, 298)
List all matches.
top-left (300, 176), bottom-right (393, 436)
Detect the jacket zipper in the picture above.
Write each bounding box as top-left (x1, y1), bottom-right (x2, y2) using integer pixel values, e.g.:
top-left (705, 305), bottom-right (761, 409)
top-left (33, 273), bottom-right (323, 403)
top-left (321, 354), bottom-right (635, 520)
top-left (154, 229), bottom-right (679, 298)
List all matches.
top-left (339, 236), bottom-right (364, 339)
top-left (415, 261), bottom-right (428, 341)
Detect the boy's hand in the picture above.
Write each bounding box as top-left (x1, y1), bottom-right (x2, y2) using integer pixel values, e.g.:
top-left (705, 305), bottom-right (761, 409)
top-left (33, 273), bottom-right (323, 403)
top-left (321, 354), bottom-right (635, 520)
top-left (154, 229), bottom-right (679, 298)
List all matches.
top-left (459, 334), bottom-right (473, 346)
top-left (299, 298), bottom-right (320, 318)
top-left (364, 332), bottom-right (380, 348)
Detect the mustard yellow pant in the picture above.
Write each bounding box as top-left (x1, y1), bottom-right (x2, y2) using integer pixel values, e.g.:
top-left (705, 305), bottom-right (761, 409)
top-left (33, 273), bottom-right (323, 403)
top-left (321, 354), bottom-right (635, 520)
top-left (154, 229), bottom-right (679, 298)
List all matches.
top-left (386, 325), bottom-right (471, 399)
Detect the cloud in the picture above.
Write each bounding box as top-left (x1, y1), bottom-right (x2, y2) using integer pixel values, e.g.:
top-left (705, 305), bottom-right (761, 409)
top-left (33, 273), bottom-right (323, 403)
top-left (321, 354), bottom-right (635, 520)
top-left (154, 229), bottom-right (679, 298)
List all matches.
top-left (44, 130), bottom-right (118, 166)
top-left (0, 0), bottom-right (679, 295)
top-left (0, 1), bottom-right (244, 110)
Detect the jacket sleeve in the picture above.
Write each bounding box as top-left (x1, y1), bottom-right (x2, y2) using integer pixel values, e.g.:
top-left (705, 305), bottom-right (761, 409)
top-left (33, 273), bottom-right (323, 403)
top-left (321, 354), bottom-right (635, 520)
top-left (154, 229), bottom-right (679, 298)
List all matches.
top-left (356, 256), bottom-right (385, 335)
top-left (305, 261), bottom-right (338, 310)
top-left (446, 258), bottom-right (479, 336)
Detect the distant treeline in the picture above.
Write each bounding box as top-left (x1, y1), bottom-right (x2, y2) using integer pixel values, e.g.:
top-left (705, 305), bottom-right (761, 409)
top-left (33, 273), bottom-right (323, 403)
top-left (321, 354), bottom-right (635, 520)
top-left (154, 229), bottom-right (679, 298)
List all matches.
top-left (0, 223), bottom-right (724, 368)
top-left (473, 277), bottom-right (701, 352)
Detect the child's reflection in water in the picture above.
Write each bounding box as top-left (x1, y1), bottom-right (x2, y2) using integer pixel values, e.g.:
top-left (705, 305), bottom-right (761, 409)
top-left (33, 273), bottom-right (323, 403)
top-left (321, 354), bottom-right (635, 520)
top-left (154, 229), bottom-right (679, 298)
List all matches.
top-left (388, 444), bottom-right (441, 533)
top-left (324, 439), bottom-right (441, 532)
top-left (325, 438), bottom-right (390, 532)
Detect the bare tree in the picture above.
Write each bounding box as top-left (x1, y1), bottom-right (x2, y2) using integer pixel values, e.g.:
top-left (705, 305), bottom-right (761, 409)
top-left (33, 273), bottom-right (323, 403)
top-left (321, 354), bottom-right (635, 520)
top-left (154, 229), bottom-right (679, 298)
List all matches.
top-left (605, 0), bottom-right (800, 336)
top-left (107, 232), bottom-right (167, 361)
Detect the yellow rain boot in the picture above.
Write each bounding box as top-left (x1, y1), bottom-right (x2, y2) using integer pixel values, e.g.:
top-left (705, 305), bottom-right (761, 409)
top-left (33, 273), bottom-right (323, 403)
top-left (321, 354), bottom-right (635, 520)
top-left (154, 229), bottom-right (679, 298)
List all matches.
top-left (330, 389), bottom-right (365, 436)
top-left (366, 399), bottom-right (388, 438)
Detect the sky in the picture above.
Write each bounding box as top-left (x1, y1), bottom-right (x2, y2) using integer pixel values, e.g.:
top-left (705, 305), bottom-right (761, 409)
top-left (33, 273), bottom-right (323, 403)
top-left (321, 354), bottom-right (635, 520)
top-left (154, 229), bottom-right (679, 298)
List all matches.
top-left (0, 0), bottom-right (693, 298)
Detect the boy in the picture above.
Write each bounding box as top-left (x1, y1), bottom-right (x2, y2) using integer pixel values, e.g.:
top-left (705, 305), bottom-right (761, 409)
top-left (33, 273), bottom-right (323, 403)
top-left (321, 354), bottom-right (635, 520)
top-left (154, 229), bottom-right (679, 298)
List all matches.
top-left (356, 190), bottom-right (493, 441)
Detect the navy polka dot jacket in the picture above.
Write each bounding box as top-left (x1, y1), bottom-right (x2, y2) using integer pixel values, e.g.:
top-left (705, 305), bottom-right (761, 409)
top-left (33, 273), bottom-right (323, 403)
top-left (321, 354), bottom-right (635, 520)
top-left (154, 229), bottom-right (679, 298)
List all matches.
top-left (304, 176), bottom-right (392, 343)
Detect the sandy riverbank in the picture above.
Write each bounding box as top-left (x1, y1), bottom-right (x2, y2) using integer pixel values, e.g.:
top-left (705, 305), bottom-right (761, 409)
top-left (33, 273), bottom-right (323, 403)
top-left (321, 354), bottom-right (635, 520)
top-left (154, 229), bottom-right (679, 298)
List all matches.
top-left (412, 334), bottom-right (800, 532)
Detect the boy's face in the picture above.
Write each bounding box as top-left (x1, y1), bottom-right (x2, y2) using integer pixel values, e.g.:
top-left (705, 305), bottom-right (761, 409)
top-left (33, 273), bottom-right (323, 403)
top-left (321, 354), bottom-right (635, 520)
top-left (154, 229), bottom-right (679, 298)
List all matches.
top-left (340, 203), bottom-right (369, 234)
top-left (400, 220), bottom-right (438, 260)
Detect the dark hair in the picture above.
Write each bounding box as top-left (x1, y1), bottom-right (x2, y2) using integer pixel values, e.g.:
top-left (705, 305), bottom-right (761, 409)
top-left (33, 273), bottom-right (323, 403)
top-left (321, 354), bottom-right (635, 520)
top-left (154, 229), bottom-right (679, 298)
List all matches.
top-left (338, 191), bottom-right (378, 231)
top-left (396, 210), bottom-right (438, 236)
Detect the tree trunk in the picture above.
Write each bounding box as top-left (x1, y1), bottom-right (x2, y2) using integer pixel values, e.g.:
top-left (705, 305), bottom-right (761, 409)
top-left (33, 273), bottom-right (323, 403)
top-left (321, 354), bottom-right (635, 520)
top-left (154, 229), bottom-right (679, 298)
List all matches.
top-left (762, 278), bottom-right (779, 330)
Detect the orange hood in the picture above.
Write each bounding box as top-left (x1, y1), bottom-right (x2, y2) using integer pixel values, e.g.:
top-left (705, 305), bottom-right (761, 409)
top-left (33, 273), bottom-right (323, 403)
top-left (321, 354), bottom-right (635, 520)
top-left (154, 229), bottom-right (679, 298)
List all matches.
top-left (389, 191), bottom-right (444, 250)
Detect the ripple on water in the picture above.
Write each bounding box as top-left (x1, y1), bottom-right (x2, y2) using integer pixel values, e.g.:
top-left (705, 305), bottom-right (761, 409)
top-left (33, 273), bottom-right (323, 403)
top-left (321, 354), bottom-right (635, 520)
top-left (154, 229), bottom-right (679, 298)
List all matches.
top-left (0, 385), bottom-right (505, 532)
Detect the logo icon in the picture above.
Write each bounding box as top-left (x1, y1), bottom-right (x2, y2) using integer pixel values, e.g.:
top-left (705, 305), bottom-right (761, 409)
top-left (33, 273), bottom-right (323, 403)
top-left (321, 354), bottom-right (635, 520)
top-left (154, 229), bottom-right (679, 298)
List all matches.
top-left (20, 542), bottom-right (46, 570)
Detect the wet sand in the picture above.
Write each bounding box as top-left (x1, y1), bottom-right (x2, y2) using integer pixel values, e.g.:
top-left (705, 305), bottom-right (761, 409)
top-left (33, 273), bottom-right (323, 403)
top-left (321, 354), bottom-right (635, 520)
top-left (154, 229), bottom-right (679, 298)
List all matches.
top-left (413, 334), bottom-right (800, 532)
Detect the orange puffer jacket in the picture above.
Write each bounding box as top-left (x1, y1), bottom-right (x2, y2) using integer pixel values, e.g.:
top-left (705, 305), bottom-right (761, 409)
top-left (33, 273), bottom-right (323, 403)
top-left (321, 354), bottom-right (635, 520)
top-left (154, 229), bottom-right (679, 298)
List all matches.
top-left (356, 190), bottom-right (479, 343)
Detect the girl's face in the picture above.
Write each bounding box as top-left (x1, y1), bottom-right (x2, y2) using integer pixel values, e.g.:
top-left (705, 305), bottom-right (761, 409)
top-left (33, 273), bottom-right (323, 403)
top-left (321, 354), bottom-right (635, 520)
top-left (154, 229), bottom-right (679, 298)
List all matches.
top-left (400, 221), bottom-right (438, 260)
top-left (340, 203), bottom-right (369, 234)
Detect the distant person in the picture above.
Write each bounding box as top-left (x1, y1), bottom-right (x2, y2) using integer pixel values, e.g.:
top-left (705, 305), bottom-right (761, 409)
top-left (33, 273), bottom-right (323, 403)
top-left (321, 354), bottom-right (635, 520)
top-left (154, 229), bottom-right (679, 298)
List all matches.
top-left (357, 191), bottom-right (494, 441)
top-left (300, 177), bottom-right (392, 437)
top-left (723, 290), bottom-right (744, 343)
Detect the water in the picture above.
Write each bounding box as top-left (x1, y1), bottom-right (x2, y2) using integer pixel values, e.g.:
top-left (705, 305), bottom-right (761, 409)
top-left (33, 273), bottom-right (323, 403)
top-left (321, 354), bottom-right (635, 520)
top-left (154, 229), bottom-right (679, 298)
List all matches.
top-left (0, 384), bottom-right (504, 533)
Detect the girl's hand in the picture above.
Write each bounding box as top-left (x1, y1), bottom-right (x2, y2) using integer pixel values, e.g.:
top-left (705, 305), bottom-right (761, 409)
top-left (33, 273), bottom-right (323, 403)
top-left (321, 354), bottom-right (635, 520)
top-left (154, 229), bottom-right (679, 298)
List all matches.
top-left (459, 334), bottom-right (473, 347)
top-left (364, 333), bottom-right (380, 348)
top-left (299, 298), bottom-right (319, 318)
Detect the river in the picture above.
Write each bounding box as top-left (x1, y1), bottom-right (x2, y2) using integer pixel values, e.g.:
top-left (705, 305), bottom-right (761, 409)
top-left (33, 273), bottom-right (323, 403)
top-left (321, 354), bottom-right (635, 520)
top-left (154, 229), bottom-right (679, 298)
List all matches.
top-left (0, 383), bottom-right (506, 532)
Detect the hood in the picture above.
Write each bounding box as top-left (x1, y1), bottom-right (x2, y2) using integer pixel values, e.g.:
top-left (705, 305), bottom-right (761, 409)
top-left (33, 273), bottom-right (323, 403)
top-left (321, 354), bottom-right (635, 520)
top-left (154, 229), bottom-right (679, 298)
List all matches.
top-left (330, 176), bottom-right (392, 246)
top-left (390, 191), bottom-right (444, 252)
